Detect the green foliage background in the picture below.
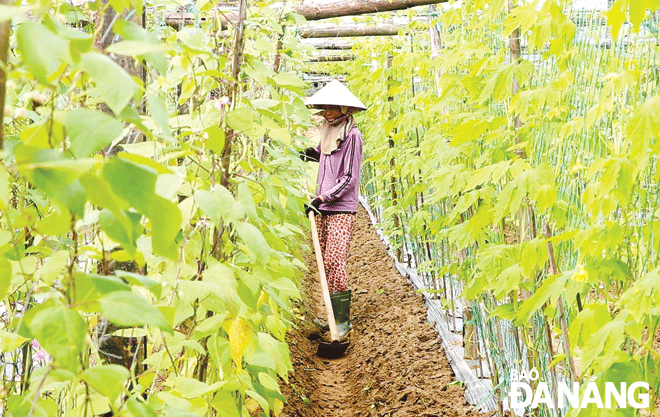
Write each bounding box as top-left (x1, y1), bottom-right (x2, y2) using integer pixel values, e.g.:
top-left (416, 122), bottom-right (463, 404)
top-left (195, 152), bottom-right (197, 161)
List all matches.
top-left (335, 0), bottom-right (660, 416)
top-left (0, 0), bottom-right (316, 416)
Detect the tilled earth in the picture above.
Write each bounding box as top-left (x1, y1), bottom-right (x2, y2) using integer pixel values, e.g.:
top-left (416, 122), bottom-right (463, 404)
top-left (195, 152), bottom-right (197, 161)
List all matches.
top-left (281, 206), bottom-right (493, 417)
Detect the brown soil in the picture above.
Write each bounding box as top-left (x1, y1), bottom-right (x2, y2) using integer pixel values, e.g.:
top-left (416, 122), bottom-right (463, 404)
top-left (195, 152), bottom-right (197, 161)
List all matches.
top-left (281, 206), bottom-right (494, 417)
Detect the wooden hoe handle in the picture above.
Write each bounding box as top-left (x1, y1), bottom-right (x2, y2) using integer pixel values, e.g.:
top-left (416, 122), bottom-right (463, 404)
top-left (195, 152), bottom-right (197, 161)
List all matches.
top-left (308, 211), bottom-right (340, 341)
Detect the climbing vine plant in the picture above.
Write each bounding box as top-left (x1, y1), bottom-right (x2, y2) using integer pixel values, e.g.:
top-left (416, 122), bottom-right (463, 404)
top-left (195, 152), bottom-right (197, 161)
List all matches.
top-left (0, 0), bottom-right (314, 416)
top-left (342, 0), bottom-right (660, 415)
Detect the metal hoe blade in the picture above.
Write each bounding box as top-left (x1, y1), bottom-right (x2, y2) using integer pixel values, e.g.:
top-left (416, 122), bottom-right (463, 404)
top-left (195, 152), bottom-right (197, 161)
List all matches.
top-left (316, 339), bottom-right (350, 359)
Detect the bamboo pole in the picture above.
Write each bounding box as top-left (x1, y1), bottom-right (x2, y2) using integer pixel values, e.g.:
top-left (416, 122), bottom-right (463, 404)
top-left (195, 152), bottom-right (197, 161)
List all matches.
top-left (302, 40), bottom-right (355, 50)
top-left (386, 53), bottom-right (403, 262)
top-left (297, 0), bottom-right (448, 21)
top-left (212, 0), bottom-right (246, 259)
top-left (307, 55), bottom-right (356, 62)
top-left (221, 0), bottom-right (246, 190)
top-left (544, 221), bottom-right (579, 381)
top-left (428, 4), bottom-right (444, 99)
top-left (0, 0), bottom-right (10, 150)
top-left (166, 0), bottom-right (448, 28)
top-left (299, 24), bottom-right (402, 38)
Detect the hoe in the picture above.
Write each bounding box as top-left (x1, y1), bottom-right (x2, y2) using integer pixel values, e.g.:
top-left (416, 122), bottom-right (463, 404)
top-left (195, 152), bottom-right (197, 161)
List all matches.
top-left (308, 211), bottom-right (350, 359)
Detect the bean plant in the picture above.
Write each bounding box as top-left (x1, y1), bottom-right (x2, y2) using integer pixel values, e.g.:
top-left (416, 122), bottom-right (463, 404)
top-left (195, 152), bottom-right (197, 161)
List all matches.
top-left (339, 0), bottom-right (660, 415)
top-left (0, 0), bottom-right (315, 416)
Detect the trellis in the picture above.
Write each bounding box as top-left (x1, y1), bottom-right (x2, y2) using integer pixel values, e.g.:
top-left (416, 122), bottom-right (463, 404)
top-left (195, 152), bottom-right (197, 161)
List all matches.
top-left (355, 4), bottom-right (660, 417)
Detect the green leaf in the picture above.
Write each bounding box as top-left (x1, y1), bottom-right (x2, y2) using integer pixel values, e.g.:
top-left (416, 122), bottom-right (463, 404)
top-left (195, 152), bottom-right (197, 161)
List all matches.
top-left (195, 186), bottom-right (238, 226)
top-left (147, 93), bottom-right (172, 138)
top-left (271, 72), bottom-right (306, 89)
top-left (9, 395), bottom-right (54, 417)
top-left (617, 268), bottom-right (660, 323)
top-left (102, 157), bottom-right (158, 214)
top-left (75, 273), bottom-right (131, 308)
top-left (514, 271), bottom-right (570, 326)
top-left (80, 172), bottom-right (130, 214)
top-left (35, 210), bottom-right (71, 236)
top-left (605, 0), bottom-right (626, 43)
top-left (79, 52), bottom-right (139, 114)
top-left (625, 95), bottom-right (660, 159)
top-left (149, 196), bottom-right (182, 260)
top-left (0, 255), bottom-right (11, 300)
top-left (246, 389), bottom-right (269, 414)
top-left (252, 99), bottom-right (279, 109)
top-left (80, 365), bottom-right (129, 401)
top-left (108, 0), bottom-right (130, 15)
top-left (268, 127), bottom-right (291, 145)
top-left (235, 222), bottom-right (270, 264)
top-left (194, 189), bottom-right (222, 227)
top-left (34, 250), bottom-right (69, 285)
top-left (172, 376), bottom-right (224, 398)
top-left (491, 264), bottom-right (524, 299)
top-left (15, 146), bottom-right (94, 217)
top-left (580, 316), bottom-right (627, 373)
top-left (0, 330), bottom-right (28, 351)
top-left (30, 307), bottom-right (86, 372)
top-left (115, 271), bottom-right (162, 298)
top-left (98, 209), bottom-right (143, 255)
top-left (7, 395), bottom-right (31, 417)
top-left (493, 163), bottom-right (555, 222)
top-left (16, 21), bottom-right (70, 86)
top-left (66, 109), bottom-right (124, 158)
top-left (269, 278), bottom-right (300, 298)
top-left (248, 332), bottom-right (291, 376)
top-left (118, 152), bottom-right (172, 175)
top-left (19, 119), bottom-right (66, 148)
top-left (126, 396), bottom-right (157, 417)
top-left (195, 312), bottom-right (228, 337)
top-left (569, 303), bottom-right (611, 349)
top-left (204, 126), bottom-right (225, 154)
top-left (254, 37), bottom-right (276, 54)
top-left (237, 182), bottom-right (257, 220)
top-left (99, 291), bottom-right (173, 333)
top-left (258, 372), bottom-right (280, 391)
top-left (226, 107), bottom-right (254, 132)
top-left (489, 303), bottom-right (517, 321)
top-left (450, 118), bottom-right (490, 146)
top-left (0, 165), bottom-right (10, 210)
top-left (211, 390), bottom-right (240, 417)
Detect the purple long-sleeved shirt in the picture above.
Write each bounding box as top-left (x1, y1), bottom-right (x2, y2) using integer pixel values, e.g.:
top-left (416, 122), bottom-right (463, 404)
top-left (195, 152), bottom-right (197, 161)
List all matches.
top-left (307, 126), bottom-right (363, 213)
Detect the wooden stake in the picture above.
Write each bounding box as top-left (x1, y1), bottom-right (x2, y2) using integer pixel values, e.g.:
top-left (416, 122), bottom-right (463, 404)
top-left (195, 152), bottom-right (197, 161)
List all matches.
top-left (544, 221), bottom-right (579, 381)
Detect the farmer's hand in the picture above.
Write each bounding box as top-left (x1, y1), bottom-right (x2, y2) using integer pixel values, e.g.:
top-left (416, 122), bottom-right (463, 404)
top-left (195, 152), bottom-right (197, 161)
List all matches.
top-left (299, 147), bottom-right (320, 162)
top-left (304, 197), bottom-right (322, 216)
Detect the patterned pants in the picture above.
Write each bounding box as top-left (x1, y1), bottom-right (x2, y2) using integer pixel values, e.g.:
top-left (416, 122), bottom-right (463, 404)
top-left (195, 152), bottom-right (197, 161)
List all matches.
top-left (316, 213), bottom-right (356, 294)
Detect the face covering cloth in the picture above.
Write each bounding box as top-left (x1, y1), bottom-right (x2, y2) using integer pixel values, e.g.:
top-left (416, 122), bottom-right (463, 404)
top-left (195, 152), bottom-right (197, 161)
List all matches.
top-left (319, 113), bottom-right (355, 155)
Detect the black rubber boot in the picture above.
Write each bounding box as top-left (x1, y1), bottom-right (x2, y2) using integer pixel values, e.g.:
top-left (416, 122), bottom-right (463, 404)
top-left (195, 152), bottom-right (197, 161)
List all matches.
top-left (313, 290), bottom-right (352, 337)
top-left (331, 290), bottom-right (352, 339)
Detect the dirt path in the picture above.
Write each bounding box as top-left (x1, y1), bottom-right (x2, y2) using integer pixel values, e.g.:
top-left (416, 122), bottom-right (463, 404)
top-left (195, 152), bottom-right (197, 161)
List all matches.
top-left (282, 206), bottom-right (493, 417)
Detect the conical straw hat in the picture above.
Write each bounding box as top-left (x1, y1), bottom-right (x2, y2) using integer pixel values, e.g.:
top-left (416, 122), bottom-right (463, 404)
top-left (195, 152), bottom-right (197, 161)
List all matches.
top-left (305, 80), bottom-right (367, 111)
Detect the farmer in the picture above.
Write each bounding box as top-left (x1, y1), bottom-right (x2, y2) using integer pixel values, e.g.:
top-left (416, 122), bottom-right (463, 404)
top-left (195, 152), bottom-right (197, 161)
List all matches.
top-left (300, 80), bottom-right (367, 339)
